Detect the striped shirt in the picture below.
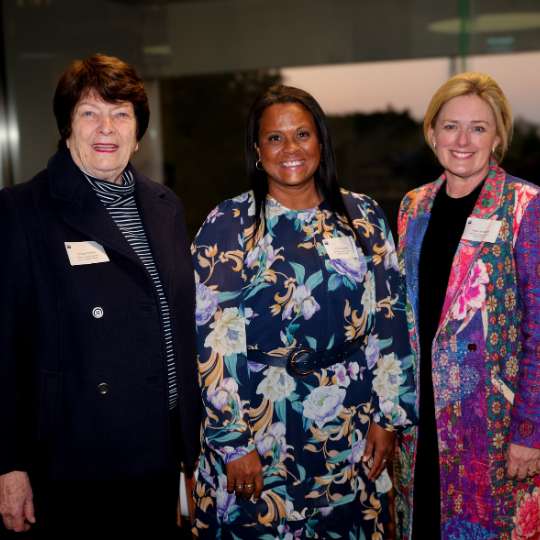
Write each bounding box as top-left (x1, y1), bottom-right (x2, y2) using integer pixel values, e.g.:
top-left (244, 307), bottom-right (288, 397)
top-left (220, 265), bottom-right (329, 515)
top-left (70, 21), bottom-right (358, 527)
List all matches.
top-left (85, 169), bottom-right (178, 410)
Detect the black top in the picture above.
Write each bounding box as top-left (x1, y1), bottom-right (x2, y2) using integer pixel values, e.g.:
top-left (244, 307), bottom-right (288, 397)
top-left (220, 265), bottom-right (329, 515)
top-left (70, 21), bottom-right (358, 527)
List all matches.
top-left (412, 179), bottom-right (484, 539)
top-left (418, 180), bottom-right (484, 352)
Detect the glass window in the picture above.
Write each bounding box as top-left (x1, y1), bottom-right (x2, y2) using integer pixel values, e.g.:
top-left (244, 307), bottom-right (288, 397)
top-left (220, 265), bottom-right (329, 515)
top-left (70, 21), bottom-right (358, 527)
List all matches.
top-left (2, 0), bottom-right (539, 233)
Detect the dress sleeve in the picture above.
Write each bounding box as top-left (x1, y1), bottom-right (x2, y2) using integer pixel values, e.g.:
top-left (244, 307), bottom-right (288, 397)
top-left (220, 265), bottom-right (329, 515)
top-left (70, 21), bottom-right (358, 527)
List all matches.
top-left (0, 189), bottom-right (33, 475)
top-left (510, 194), bottom-right (540, 447)
top-left (397, 194), bottom-right (410, 255)
top-left (191, 199), bottom-right (256, 463)
top-left (356, 197), bottom-right (417, 431)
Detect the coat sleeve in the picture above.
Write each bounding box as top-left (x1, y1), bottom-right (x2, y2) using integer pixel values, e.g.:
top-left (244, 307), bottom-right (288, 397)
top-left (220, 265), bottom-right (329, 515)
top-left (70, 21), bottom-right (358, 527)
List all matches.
top-left (348, 194), bottom-right (417, 431)
top-left (0, 188), bottom-right (34, 475)
top-left (191, 198), bottom-right (256, 463)
top-left (510, 194), bottom-right (540, 447)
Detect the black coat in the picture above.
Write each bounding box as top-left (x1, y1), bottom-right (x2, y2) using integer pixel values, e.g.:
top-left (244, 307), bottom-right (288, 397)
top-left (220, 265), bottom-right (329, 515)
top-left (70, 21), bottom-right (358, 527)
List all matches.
top-left (0, 148), bottom-right (201, 481)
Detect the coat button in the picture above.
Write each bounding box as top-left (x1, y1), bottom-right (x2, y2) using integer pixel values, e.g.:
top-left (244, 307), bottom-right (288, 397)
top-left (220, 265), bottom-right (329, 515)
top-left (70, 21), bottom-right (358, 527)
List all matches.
top-left (97, 382), bottom-right (110, 395)
top-left (92, 306), bottom-right (104, 319)
top-left (467, 343), bottom-right (477, 351)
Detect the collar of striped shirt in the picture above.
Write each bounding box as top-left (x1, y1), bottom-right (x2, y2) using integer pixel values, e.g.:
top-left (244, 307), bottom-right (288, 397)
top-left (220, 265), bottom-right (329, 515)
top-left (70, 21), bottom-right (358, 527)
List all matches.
top-left (83, 168), bottom-right (135, 194)
top-left (83, 168), bottom-right (135, 206)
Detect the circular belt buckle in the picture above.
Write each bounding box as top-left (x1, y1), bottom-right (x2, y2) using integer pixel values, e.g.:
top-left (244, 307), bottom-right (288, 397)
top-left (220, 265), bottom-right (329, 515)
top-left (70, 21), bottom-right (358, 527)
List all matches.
top-left (287, 348), bottom-right (313, 377)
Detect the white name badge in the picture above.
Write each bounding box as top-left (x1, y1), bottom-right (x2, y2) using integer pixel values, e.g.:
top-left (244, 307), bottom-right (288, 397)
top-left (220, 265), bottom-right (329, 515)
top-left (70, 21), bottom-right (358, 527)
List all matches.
top-left (322, 236), bottom-right (358, 260)
top-left (462, 217), bottom-right (502, 243)
top-left (491, 374), bottom-right (515, 405)
top-left (65, 241), bottom-right (110, 266)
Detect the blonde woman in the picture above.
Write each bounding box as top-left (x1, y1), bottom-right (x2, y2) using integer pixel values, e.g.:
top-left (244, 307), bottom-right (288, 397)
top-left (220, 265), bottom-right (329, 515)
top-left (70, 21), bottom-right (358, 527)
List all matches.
top-left (396, 72), bottom-right (540, 539)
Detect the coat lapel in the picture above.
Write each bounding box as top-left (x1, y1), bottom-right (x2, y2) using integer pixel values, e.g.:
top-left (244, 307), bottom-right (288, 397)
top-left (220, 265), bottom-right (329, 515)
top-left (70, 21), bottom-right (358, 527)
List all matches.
top-left (48, 147), bottom-right (179, 303)
top-left (403, 179), bottom-right (444, 327)
top-left (48, 149), bottom-right (141, 265)
top-left (135, 174), bottom-right (177, 298)
top-left (437, 162), bottom-right (506, 334)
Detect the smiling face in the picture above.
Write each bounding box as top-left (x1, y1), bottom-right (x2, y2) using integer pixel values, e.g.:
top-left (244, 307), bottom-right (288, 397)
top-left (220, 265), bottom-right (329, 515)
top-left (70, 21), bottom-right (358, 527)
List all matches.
top-left (257, 102), bottom-right (321, 207)
top-left (429, 93), bottom-right (500, 193)
top-left (66, 90), bottom-right (138, 183)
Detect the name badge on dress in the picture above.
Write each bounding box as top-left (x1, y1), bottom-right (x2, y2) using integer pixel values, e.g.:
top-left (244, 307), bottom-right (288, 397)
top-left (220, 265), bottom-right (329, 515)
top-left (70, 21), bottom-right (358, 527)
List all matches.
top-left (322, 236), bottom-right (358, 260)
top-left (462, 217), bottom-right (502, 243)
top-left (65, 241), bottom-right (110, 266)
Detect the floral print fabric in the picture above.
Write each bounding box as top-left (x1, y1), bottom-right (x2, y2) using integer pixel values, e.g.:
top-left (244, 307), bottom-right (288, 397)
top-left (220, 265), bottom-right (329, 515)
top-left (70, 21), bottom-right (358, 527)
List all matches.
top-left (192, 190), bottom-right (416, 539)
top-left (396, 164), bottom-right (540, 540)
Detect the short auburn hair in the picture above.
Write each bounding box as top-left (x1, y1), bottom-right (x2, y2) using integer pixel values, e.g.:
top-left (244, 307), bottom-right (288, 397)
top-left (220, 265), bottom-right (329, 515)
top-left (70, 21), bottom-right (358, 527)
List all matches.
top-left (53, 53), bottom-right (149, 142)
top-left (424, 72), bottom-right (513, 162)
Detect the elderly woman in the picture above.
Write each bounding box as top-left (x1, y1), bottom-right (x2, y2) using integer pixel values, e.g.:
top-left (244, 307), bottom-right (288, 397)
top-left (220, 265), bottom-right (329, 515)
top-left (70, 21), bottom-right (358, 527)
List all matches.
top-left (0, 54), bottom-right (200, 537)
top-left (191, 85), bottom-right (416, 539)
top-left (395, 72), bottom-right (540, 540)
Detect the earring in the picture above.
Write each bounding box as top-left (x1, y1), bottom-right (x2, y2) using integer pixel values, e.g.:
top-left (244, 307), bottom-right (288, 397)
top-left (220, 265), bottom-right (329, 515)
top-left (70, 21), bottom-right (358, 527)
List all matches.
top-left (255, 159), bottom-right (264, 171)
top-left (432, 141), bottom-right (437, 150)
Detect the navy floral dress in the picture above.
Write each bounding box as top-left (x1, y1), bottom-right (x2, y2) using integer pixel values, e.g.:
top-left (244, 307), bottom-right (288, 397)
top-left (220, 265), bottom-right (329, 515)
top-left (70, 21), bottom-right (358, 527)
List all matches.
top-left (192, 190), bottom-right (416, 539)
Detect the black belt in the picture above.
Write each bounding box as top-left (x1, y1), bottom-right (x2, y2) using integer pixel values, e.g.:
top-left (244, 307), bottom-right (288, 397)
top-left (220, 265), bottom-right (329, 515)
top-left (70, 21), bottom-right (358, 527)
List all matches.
top-left (247, 339), bottom-right (364, 377)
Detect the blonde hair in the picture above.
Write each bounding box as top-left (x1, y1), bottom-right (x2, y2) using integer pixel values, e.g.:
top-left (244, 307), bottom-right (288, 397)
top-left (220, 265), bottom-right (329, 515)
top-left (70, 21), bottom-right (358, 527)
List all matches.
top-left (423, 72), bottom-right (513, 162)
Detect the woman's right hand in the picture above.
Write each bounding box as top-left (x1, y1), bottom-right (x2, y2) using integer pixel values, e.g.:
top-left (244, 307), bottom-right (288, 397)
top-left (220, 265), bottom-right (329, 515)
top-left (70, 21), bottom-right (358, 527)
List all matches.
top-left (0, 471), bottom-right (35, 532)
top-left (226, 450), bottom-right (264, 499)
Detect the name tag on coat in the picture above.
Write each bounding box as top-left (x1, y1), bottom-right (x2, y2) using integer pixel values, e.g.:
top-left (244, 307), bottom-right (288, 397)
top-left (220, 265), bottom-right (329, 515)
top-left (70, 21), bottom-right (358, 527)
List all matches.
top-left (462, 217), bottom-right (502, 243)
top-left (65, 241), bottom-right (110, 266)
top-left (323, 236), bottom-right (358, 259)
top-left (492, 374), bottom-right (515, 405)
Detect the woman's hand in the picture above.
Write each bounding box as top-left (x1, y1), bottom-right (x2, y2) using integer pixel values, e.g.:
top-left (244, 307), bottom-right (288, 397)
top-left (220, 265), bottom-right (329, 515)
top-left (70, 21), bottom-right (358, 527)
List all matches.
top-left (507, 443), bottom-right (540, 480)
top-left (0, 471), bottom-right (35, 532)
top-left (226, 450), bottom-right (264, 499)
top-left (363, 422), bottom-right (396, 481)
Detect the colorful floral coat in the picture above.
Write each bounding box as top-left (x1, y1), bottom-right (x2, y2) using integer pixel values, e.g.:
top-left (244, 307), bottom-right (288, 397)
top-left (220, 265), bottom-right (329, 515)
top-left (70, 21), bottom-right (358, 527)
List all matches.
top-left (191, 190), bottom-right (416, 539)
top-left (395, 163), bottom-right (540, 540)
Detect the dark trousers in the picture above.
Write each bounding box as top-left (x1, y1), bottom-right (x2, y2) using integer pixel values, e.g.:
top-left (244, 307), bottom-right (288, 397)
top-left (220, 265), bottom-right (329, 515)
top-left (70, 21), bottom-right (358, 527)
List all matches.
top-left (0, 474), bottom-right (180, 539)
top-left (411, 350), bottom-right (441, 540)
